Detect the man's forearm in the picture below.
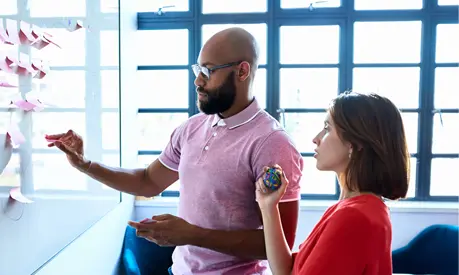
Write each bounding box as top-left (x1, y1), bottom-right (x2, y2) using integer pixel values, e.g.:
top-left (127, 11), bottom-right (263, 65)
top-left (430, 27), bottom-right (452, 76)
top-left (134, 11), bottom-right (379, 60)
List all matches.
top-left (189, 227), bottom-right (267, 259)
top-left (83, 161), bottom-right (152, 196)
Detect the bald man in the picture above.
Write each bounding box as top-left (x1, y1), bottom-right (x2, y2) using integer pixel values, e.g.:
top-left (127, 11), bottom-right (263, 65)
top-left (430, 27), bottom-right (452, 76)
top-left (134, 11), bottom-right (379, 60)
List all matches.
top-left (46, 27), bottom-right (303, 275)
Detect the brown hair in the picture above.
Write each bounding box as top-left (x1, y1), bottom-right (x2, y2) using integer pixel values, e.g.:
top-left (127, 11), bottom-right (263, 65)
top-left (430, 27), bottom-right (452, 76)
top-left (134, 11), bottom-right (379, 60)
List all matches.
top-left (328, 91), bottom-right (410, 200)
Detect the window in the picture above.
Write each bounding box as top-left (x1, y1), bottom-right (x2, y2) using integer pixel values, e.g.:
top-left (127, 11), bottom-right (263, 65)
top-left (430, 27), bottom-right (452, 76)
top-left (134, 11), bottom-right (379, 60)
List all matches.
top-left (136, 0), bottom-right (458, 201)
top-left (354, 0), bottom-right (422, 10)
top-left (202, 0), bottom-right (267, 14)
top-left (136, 29), bottom-right (188, 66)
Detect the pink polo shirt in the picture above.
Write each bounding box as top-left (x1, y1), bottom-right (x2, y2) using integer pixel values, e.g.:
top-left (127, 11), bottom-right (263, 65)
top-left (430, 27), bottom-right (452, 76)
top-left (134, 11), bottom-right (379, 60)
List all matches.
top-left (159, 98), bottom-right (303, 275)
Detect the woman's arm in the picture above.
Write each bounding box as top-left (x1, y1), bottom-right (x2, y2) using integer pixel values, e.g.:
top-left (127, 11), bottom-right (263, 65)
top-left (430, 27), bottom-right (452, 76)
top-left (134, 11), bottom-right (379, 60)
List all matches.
top-left (260, 205), bottom-right (294, 275)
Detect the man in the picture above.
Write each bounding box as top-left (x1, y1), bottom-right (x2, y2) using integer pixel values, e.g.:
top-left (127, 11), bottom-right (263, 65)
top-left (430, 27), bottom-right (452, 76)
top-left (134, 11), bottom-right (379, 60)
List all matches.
top-left (46, 27), bottom-right (303, 275)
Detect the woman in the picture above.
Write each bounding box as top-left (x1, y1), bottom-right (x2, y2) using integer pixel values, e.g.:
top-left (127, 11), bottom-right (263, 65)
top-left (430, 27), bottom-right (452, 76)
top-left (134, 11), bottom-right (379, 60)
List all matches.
top-left (256, 92), bottom-right (410, 275)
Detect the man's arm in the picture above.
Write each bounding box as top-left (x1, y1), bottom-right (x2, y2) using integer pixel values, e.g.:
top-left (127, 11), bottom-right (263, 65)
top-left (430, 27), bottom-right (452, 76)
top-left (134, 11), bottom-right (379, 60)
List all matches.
top-left (188, 200), bottom-right (299, 259)
top-left (83, 123), bottom-right (183, 197)
top-left (83, 159), bottom-right (178, 197)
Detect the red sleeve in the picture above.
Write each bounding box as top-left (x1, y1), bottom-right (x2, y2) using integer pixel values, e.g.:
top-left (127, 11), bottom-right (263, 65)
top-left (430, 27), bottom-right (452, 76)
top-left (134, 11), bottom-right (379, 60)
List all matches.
top-left (297, 209), bottom-right (380, 275)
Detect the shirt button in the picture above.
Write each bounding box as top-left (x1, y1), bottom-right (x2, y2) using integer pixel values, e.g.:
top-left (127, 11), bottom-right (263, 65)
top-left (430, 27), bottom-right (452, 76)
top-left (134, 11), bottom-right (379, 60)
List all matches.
top-left (213, 132), bottom-right (217, 137)
top-left (204, 146), bottom-right (209, 150)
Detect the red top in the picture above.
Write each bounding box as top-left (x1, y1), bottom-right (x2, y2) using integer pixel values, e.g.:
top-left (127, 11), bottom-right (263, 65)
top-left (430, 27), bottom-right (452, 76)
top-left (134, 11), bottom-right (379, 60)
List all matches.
top-left (292, 194), bottom-right (392, 275)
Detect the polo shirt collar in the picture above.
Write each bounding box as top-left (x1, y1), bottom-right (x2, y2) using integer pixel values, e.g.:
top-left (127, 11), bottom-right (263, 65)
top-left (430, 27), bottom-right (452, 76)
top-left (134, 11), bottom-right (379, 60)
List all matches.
top-left (212, 98), bottom-right (262, 129)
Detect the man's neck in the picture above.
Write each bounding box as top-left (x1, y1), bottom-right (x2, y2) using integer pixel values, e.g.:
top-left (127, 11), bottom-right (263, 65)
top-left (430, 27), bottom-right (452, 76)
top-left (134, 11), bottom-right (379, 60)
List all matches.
top-left (220, 97), bottom-right (254, 118)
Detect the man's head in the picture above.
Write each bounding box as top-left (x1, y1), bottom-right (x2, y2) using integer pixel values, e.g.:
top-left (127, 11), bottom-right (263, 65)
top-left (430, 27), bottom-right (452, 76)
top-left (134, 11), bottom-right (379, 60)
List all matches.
top-left (193, 27), bottom-right (259, 116)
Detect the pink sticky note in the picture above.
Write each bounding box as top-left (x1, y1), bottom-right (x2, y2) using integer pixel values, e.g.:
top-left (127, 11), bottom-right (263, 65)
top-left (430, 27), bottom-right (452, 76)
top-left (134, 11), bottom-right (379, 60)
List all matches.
top-left (10, 187), bottom-right (34, 204)
top-left (5, 55), bottom-right (17, 67)
top-left (0, 81), bottom-right (17, 88)
top-left (12, 99), bottom-right (36, 111)
top-left (30, 38), bottom-right (50, 50)
top-left (19, 21), bottom-right (37, 45)
top-left (0, 21), bottom-right (12, 44)
top-left (32, 25), bottom-right (61, 49)
top-left (68, 20), bottom-right (85, 32)
top-left (45, 137), bottom-right (59, 142)
top-left (5, 19), bottom-right (20, 45)
top-left (7, 123), bottom-right (26, 147)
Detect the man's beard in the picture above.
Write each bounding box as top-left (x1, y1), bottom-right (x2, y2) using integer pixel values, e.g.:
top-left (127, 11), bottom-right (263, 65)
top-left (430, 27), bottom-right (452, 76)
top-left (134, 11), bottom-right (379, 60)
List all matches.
top-left (197, 71), bottom-right (236, 115)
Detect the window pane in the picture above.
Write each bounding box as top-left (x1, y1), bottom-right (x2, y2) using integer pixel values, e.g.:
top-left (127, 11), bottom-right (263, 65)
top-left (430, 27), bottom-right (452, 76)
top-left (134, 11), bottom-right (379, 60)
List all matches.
top-left (402, 112), bottom-right (418, 154)
top-left (281, 0), bottom-right (340, 9)
top-left (253, 68), bottom-right (267, 109)
top-left (101, 70), bottom-right (119, 108)
top-left (102, 112), bottom-right (120, 151)
top-left (355, 0), bottom-right (422, 10)
top-left (353, 67), bottom-right (420, 109)
top-left (280, 68), bottom-right (338, 108)
top-left (282, 112), bottom-right (418, 154)
top-left (202, 0), bottom-right (267, 14)
top-left (430, 158), bottom-right (459, 196)
top-left (282, 113), bottom-right (325, 153)
top-left (136, 0), bottom-right (189, 12)
top-left (137, 113), bottom-right (188, 151)
top-left (406, 157), bottom-right (417, 198)
top-left (102, 153), bottom-right (120, 167)
top-left (33, 154), bottom-right (87, 190)
top-left (137, 29), bottom-right (188, 66)
top-left (201, 24), bottom-right (267, 65)
top-left (354, 21), bottom-right (421, 64)
top-left (138, 154), bottom-right (180, 191)
top-left (434, 67), bottom-right (459, 109)
top-left (35, 70), bottom-right (86, 108)
top-left (32, 112), bottom-right (86, 149)
top-left (301, 157), bottom-right (336, 194)
top-left (0, 153), bottom-right (20, 187)
top-left (30, 0), bottom-right (85, 17)
top-left (137, 70), bottom-right (189, 109)
top-left (280, 25), bottom-right (340, 64)
top-left (0, 0), bottom-right (16, 15)
top-left (436, 24), bottom-right (459, 63)
top-left (432, 113), bottom-right (459, 154)
top-left (438, 0), bottom-right (459, 5)
top-left (31, 28), bottom-right (86, 66)
top-left (101, 31), bottom-right (119, 66)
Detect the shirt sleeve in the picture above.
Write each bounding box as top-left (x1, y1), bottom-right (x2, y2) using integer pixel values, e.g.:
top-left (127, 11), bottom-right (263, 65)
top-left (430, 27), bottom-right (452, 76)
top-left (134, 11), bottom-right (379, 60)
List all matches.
top-left (252, 130), bottom-right (303, 202)
top-left (297, 209), bottom-right (381, 275)
top-left (158, 124), bottom-right (186, 172)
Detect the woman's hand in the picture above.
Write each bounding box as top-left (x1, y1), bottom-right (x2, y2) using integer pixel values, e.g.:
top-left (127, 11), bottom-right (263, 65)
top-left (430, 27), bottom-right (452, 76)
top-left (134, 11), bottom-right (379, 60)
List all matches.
top-left (255, 164), bottom-right (289, 211)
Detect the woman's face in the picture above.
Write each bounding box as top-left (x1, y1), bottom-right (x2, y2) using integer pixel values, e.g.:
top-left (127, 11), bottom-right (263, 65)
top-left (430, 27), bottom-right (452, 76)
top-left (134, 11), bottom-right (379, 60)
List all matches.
top-left (312, 113), bottom-right (351, 174)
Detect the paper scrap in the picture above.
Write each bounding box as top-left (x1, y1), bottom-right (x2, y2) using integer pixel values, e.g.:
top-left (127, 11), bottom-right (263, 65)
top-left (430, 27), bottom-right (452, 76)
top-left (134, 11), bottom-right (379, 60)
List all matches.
top-left (31, 60), bottom-right (49, 79)
top-left (0, 134), bottom-right (13, 174)
top-left (0, 21), bottom-right (12, 44)
top-left (68, 20), bottom-right (85, 32)
top-left (6, 123), bottom-right (26, 147)
top-left (19, 21), bottom-right (38, 45)
top-left (5, 19), bottom-right (20, 45)
top-left (31, 25), bottom-right (61, 49)
top-left (9, 187), bottom-right (34, 204)
top-left (0, 81), bottom-right (17, 88)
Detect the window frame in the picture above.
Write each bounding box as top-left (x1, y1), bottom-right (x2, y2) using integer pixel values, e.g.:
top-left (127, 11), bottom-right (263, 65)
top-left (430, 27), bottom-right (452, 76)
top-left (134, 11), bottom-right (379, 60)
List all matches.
top-left (137, 0), bottom-right (459, 202)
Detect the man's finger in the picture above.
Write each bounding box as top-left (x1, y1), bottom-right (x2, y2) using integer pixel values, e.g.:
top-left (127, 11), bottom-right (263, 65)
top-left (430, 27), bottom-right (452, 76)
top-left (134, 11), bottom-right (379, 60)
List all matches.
top-left (55, 141), bottom-right (74, 155)
top-left (151, 214), bottom-right (172, 221)
top-left (45, 133), bottom-right (66, 139)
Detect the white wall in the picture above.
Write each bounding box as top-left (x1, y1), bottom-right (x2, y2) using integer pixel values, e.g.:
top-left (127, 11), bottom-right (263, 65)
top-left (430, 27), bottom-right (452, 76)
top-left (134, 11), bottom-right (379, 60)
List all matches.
top-left (135, 199), bottom-right (459, 251)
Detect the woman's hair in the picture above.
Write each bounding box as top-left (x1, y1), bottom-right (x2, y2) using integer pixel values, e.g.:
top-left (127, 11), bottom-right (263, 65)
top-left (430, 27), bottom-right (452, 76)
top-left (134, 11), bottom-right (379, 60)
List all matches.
top-left (328, 91), bottom-right (410, 200)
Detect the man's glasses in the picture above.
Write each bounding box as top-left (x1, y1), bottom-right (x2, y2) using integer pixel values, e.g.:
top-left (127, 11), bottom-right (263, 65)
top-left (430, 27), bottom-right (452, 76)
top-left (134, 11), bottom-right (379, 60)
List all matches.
top-left (191, 61), bottom-right (242, 80)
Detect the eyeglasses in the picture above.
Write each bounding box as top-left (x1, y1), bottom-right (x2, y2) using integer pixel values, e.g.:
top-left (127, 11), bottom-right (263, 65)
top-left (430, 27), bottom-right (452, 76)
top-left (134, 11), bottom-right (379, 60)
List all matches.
top-left (191, 61), bottom-right (242, 80)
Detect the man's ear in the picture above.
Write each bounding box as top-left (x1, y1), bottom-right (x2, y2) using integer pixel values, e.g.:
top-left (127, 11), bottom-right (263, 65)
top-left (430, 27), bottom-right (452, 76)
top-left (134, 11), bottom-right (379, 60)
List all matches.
top-left (237, 61), bottom-right (251, 81)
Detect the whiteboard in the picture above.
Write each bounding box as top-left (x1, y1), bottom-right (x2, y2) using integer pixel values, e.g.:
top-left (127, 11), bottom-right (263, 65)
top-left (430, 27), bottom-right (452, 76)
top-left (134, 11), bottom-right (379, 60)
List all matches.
top-left (0, 0), bottom-right (121, 274)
